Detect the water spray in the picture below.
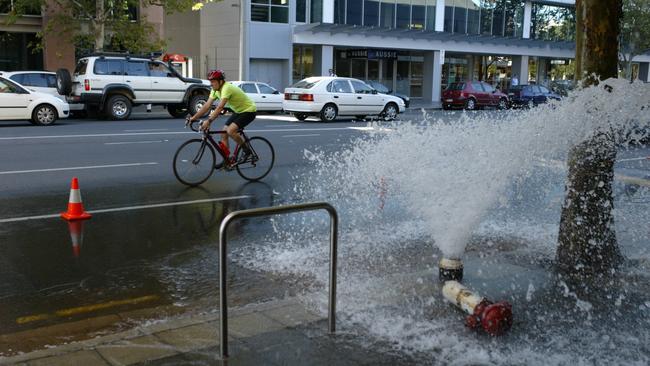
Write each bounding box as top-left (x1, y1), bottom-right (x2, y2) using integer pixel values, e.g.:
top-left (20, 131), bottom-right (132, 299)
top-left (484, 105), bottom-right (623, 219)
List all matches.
top-left (438, 257), bottom-right (463, 282)
top-left (442, 280), bottom-right (513, 336)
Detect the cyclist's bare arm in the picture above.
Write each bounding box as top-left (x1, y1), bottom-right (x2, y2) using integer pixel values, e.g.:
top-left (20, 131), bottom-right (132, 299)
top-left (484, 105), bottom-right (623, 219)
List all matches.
top-left (189, 96), bottom-right (216, 123)
top-left (200, 98), bottom-right (229, 131)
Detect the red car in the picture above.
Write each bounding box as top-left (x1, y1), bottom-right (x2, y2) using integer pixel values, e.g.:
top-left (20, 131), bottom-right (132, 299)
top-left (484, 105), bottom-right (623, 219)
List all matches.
top-left (442, 81), bottom-right (509, 110)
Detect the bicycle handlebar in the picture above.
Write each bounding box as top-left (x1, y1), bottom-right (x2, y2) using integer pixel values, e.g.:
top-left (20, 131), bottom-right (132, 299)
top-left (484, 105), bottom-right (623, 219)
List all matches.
top-left (185, 118), bottom-right (203, 132)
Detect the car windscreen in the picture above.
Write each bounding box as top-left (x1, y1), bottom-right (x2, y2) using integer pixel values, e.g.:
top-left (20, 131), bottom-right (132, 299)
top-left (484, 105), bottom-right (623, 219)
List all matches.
top-left (368, 81), bottom-right (389, 93)
top-left (291, 79), bottom-right (319, 89)
top-left (508, 85), bottom-right (524, 91)
top-left (447, 83), bottom-right (465, 91)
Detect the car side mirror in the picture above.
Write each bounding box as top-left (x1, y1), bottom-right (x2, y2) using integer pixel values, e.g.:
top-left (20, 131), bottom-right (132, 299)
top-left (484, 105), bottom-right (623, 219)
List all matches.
top-left (273, 90), bottom-right (280, 95)
top-left (372, 89), bottom-right (378, 94)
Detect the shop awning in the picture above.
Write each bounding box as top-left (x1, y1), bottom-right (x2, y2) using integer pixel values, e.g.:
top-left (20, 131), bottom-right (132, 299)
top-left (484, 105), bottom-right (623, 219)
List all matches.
top-left (293, 23), bottom-right (577, 58)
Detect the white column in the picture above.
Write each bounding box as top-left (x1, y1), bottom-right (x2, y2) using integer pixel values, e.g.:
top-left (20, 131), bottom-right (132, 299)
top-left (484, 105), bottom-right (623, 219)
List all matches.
top-left (639, 62), bottom-right (650, 82)
top-left (523, 1), bottom-right (532, 39)
top-left (323, 0), bottom-right (334, 23)
top-left (424, 50), bottom-right (444, 106)
top-left (512, 55), bottom-right (529, 84)
top-left (435, 0), bottom-right (445, 32)
top-left (321, 45), bottom-right (334, 75)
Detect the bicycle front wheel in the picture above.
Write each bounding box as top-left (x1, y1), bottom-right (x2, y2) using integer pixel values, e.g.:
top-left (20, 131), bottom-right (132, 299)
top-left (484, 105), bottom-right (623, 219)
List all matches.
top-left (236, 137), bottom-right (275, 181)
top-left (173, 139), bottom-right (216, 186)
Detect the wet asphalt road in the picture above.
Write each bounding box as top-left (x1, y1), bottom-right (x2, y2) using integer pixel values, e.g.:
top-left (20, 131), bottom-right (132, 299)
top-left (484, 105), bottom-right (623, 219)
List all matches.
top-left (0, 111), bottom-right (415, 348)
top-left (0, 109), bottom-right (648, 353)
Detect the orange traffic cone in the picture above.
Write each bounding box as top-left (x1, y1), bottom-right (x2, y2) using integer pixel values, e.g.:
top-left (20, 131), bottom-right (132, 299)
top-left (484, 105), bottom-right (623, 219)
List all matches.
top-left (61, 177), bottom-right (92, 221)
top-left (68, 220), bottom-right (84, 257)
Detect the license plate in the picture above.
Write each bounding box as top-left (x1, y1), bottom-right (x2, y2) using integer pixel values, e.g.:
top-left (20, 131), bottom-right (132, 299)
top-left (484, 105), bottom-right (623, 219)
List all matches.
top-left (290, 94), bottom-right (300, 100)
top-left (445, 99), bottom-right (453, 102)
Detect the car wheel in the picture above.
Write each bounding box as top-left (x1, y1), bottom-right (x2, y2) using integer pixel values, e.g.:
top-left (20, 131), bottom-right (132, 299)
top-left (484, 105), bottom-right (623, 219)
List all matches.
top-left (31, 104), bottom-right (58, 126)
top-left (105, 95), bottom-right (132, 120)
top-left (527, 99), bottom-right (535, 109)
top-left (465, 98), bottom-right (477, 110)
top-left (382, 103), bottom-right (399, 121)
top-left (320, 104), bottom-right (338, 122)
top-left (189, 94), bottom-right (208, 116)
top-left (56, 69), bottom-right (72, 96)
top-left (498, 98), bottom-right (508, 110)
top-left (168, 104), bottom-right (188, 119)
top-left (293, 113), bottom-right (308, 121)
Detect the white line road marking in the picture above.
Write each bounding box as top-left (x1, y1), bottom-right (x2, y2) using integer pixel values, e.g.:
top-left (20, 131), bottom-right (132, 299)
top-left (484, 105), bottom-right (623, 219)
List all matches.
top-left (282, 134), bottom-right (321, 138)
top-left (617, 157), bottom-right (650, 162)
top-left (104, 140), bottom-right (168, 145)
top-left (0, 162), bottom-right (158, 175)
top-left (0, 127), bottom-right (360, 141)
top-left (0, 195), bottom-right (250, 224)
top-left (124, 128), bottom-right (170, 132)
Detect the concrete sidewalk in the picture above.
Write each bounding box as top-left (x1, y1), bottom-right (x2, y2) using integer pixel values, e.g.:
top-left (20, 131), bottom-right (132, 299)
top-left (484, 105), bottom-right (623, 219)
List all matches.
top-left (0, 298), bottom-right (415, 366)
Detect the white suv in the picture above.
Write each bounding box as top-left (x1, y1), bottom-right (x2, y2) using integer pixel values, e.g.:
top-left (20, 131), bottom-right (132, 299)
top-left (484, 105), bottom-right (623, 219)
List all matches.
top-left (56, 54), bottom-right (211, 120)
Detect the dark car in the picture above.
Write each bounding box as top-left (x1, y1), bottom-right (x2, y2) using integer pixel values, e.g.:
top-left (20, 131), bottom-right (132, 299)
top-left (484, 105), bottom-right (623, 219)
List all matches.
top-left (442, 81), bottom-right (509, 110)
top-left (365, 81), bottom-right (410, 108)
top-left (550, 79), bottom-right (576, 97)
top-left (507, 85), bottom-right (562, 108)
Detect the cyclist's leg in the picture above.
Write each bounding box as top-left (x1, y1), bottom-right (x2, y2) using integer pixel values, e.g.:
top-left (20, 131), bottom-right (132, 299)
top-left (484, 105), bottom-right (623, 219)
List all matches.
top-left (222, 113), bottom-right (239, 150)
top-left (226, 112), bottom-right (256, 148)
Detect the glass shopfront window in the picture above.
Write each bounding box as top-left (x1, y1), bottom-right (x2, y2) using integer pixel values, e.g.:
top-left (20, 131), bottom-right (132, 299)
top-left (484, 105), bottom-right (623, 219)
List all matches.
top-left (334, 48), bottom-right (423, 98)
top-left (334, 0), bottom-right (436, 30)
top-left (0, 32), bottom-right (43, 71)
top-left (293, 45), bottom-right (313, 83)
top-left (531, 3), bottom-right (575, 41)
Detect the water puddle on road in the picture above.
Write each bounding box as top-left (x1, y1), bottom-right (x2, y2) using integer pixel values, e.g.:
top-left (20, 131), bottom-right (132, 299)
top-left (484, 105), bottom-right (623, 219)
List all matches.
top-left (0, 181), bottom-right (297, 355)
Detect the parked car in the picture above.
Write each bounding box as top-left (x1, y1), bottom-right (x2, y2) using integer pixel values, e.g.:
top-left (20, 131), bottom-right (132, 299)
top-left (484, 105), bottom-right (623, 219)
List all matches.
top-left (230, 81), bottom-right (283, 113)
top-left (0, 71), bottom-right (83, 113)
top-left (283, 77), bottom-right (405, 122)
top-left (549, 79), bottom-right (576, 97)
top-left (507, 85), bottom-right (562, 108)
top-left (442, 81), bottom-right (509, 110)
top-left (55, 53), bottom-right (211, 120)
top-left (0, 76), bottom-right (69, 125)
top-left (365, 80), bottom-right (410, 108)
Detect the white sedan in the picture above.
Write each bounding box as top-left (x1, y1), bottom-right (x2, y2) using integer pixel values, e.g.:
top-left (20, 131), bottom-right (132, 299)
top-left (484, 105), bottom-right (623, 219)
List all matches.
top-left (231, 81), bottom-right (284, 113)
top-left (283, 77), bottom-right (405, 122)
top-left (0, 76), bottom-right (69, 125)
top-left (0, 71), bottom-right (83, 112)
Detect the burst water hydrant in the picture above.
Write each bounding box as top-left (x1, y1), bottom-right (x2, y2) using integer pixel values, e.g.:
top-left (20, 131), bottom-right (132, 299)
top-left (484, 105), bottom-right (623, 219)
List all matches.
top-left (438, 257), bottom-right (464, 282)
top-left (442, 280), bottom-right (513, 336)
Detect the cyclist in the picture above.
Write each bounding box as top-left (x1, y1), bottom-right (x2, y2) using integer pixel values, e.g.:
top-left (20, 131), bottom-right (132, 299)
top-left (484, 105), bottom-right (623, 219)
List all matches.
top-left (187, 69), bottom-right (256, 164)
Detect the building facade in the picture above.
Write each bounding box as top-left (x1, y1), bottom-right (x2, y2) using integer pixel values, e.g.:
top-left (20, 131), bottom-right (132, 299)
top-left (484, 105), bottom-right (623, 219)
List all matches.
top-left (168, 0), bottom-right (650, 105)
top-left (0, 1), bottom-right (164, 73)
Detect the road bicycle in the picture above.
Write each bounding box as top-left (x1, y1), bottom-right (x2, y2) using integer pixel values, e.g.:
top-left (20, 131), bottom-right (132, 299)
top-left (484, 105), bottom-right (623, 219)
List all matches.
top-left (173, 119), bottom-right (275, 186)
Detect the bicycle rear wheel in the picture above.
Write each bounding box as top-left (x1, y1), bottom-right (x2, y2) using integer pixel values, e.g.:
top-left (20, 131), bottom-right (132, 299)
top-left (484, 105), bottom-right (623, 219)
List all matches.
top-left (236, 137), bottom-right (275, 181)
top-left (173, 139), bottom-right (216, 186)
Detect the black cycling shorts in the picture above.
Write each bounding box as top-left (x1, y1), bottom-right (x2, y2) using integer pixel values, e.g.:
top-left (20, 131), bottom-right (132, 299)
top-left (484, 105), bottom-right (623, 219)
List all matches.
top-left (225, 112), bottom-right (256, 129)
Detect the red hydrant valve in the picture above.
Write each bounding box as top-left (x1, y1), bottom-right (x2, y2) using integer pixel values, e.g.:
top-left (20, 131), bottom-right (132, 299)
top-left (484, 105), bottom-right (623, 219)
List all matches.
top-left (442, 281), bottom-right (513, 336)
top-left (465, 299), bottom-right (513, 336)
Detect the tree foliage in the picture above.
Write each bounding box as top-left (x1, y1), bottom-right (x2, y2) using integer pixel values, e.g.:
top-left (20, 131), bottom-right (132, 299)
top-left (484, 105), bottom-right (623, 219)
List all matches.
top-left (619, 0), bottom-right (650, 79)
top-left (3, 0), bottom-right (218, 55)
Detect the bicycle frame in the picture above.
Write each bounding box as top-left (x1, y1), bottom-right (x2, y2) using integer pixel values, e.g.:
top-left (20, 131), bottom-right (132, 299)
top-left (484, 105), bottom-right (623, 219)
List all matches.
top-left (190, 121), bottom-right (254, 167)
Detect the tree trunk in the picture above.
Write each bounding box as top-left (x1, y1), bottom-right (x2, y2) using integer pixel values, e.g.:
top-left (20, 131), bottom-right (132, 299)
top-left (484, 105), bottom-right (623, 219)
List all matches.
top-left (94, 0), bottom-right (105, 51)
top-left (556, 0), bottom-right (623, 276)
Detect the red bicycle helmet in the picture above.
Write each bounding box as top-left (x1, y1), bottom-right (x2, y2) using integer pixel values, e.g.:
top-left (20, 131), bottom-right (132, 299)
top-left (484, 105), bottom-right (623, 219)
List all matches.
top-left (207, 69), bottom-right (225, 81)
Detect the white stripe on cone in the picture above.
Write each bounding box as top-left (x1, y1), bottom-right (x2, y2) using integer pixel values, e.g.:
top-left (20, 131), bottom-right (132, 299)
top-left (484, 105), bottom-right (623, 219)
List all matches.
top-left (68, 189), bottom-right (82, 204)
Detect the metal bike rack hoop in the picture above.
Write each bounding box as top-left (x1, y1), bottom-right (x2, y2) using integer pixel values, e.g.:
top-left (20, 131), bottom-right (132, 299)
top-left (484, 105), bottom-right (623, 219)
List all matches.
top-left (218, 202), bottom-right (338, 359)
